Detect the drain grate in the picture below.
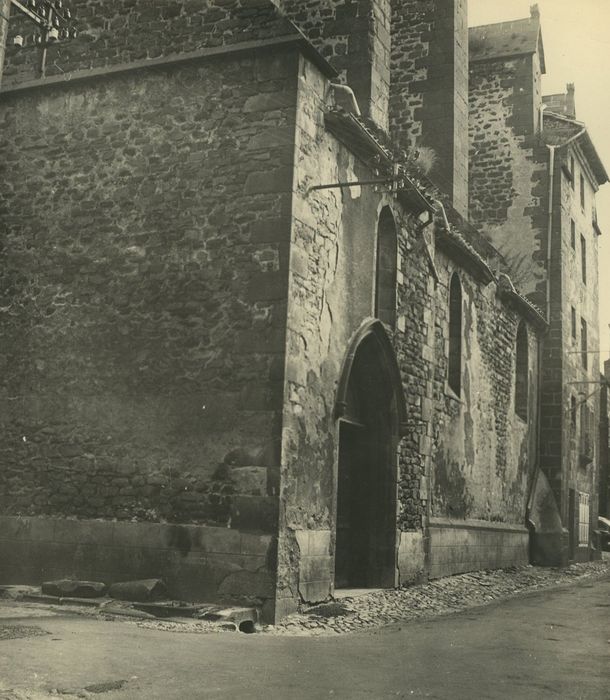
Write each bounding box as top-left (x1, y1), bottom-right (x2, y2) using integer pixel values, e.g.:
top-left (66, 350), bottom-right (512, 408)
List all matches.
top-left (0, 625), bottom-right (49, 641)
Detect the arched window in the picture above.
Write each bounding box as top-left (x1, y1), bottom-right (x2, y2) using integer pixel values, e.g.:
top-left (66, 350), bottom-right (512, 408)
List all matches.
top-left (375, 207), bottom-right (398, 328)
top-left (448, 273), bottom-right (462, 396)
top-left (515, 321), bottom-right (528, 420)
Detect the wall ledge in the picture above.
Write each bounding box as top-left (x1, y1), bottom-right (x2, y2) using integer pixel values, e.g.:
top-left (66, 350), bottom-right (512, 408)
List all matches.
top-left (429, 517), bottom-right (528, 534)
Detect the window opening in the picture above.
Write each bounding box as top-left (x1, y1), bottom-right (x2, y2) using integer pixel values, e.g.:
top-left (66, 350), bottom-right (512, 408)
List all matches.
top-left (578, 492), bottom-right (590, 545)
top-left (448, 273), bottom-right (462, 396)
top-left (515, 322), bottom-right (528, 420)
top-left (375, 208), bottom-right (398, 328)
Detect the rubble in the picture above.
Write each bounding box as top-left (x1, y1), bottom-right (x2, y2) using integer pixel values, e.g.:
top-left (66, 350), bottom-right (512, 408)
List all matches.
top-left (266, 560), bottom-right (610, 636)
top-left (41, 579), bottom-right (106, 599)
top-left (108, 579), bottom-right (168, 603)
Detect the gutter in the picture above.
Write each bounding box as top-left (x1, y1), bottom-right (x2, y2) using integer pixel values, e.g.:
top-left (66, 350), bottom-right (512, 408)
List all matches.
top-left (432, 199), bottom-right (494, 285)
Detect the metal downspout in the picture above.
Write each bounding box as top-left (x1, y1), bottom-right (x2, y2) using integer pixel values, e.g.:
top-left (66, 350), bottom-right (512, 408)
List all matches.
top-left (0, 0), bottom-right (10, 88)
top-left (542, 102), bottom-right (586, 323)
top-left (545, 145), bottom-right (556, 324)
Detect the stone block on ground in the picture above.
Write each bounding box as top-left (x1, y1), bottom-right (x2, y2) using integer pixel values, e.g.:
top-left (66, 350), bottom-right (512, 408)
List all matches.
top-left (108, 578), bottom-right (168, 602)
top-left (197, 605), bottom-right (258, 625)
top-left (41, 579), bottom-right (107, 599)
top-left (132, 601), bottom-right (199, 618)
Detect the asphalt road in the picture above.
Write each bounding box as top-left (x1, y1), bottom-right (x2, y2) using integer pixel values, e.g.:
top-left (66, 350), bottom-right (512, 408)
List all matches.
top-left (0, 576), bottom-right (608, 699)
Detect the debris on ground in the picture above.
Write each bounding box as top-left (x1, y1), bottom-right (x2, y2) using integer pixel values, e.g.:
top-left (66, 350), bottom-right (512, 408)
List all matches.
top-left (107, 579), bottom-right (168, 602)
top-left (267, 559), bottom-right (610, 636)
top-left (0, 624), bottom-right (50, 641)
top-left (1, 560), bottom-right (608, 638)
top-left (131, 601), bottom-right (199, 618)
top-left (41, 580), bottom-right (106, 599)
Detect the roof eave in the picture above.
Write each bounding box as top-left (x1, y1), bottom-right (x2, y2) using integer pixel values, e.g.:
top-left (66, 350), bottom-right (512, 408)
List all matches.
top-left (580, 131), bottom-right (609, 186)
top-left (544, 112), bottom-right (609, 186)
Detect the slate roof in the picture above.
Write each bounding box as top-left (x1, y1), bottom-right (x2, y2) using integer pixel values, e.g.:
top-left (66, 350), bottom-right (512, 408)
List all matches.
top-left (469, 15), bottom-right (546, 73)
top-left (544, 112), bottom-right (609, 186)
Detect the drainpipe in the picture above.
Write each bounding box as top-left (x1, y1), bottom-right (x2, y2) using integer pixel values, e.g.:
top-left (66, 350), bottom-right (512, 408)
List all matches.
top-left (0, 0), bottom-right (10, 88)
top-left (543, 126), bottom-right (586, 323)
top-left (544, 144), bottom-right (556, 324)
top-left (329, 83), bottom-right (361, 116)
top-left (432, 199), bottom-right (451, 232)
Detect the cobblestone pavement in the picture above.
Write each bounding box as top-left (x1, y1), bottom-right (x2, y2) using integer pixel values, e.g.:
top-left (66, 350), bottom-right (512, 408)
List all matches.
top-left (2, 559), bottom-right (608, 639)
top-left (265, 559), bottom-right (610, 636)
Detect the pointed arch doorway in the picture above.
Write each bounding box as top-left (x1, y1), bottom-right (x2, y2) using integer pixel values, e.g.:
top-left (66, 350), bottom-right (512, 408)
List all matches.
top-left (334, 320), bottom-right (408, 590)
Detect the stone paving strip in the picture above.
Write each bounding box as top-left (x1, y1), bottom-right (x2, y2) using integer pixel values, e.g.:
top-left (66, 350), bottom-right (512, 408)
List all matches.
top-left (266, 559), bottom-right (610, 636)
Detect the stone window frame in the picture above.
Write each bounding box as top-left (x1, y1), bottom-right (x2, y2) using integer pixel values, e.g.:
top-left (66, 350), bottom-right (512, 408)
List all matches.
top-left (570, 218), bottom-right (576, 250)
top-left (580, 173), bottom-right (586, 211)
top-left (580, 233), bottom-right (587, 285)
top-left (447, 272), bottom-right (462, 398)
top-left (571, 306), bottom-right (577, 341)
top-left (514, 321), bottom-right (528, 422)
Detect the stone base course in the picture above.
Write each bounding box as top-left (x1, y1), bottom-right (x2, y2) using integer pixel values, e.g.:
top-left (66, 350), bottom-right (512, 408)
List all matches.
top-left (428, 518), bottom-right (530, 579)
top-left (0, 516), bottom-right (275, 609)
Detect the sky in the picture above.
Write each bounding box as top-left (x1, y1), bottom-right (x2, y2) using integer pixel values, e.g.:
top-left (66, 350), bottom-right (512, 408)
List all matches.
top-left (469, 0), bottom-right (610, 371)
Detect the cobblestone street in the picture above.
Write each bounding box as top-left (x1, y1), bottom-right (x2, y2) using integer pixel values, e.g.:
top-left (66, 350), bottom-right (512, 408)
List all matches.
top-left (1, 566), bottom-right (609, 699)
top-left (268, 558), bottom-right (610, 635)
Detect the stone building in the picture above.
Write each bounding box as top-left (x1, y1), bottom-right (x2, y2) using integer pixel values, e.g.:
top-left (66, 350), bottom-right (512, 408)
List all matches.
top-left (0, 1), bottom-right (604, 621)
top-left (469, 7), bottom-right (608, 563)
top-left (600, 360), bottom-right (610, 518)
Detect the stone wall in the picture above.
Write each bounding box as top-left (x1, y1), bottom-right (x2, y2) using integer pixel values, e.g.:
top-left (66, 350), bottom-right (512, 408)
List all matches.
top-left (0, 515), bottom-right (275, 611)
top-left (274, 53), bottom-right (434, 617)
top-left (430, 256), bottom-right (540, 527)
top-left (279, 0), bottom-right (391, 130)
top-left (542, 146), bottom-right (600, 544)
top-left (468, 55), bottom-right (547, 301)
top-left (0, 47), bottom-right (300, 535)
top-left (428, 519), bottom-right (529, 578)
top-left (601, 366), bottom-right (610, 518)
top-left (272, 47), bottom-right (541, 616)
top-left (390, 0), bottom-right (469, 219)
top-left (2, 0), bottom-right (297, 87)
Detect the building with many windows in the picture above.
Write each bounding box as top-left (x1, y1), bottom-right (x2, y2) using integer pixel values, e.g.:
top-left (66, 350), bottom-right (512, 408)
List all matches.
top-left (469, 8), bottom-right (608, 563)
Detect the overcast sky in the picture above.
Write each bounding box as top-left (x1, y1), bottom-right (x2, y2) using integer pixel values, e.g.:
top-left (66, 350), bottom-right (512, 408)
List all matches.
top-left (469, 0), bottom-right (610, 370)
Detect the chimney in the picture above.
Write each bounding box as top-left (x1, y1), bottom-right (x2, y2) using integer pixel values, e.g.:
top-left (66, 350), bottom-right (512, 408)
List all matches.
top-left (565, 83), bottom-right (576, 118)
top-left (390, 0), bottom-right (469, 219)
top-left (0, 0), bottom-right (10, 87)
top-left (279, 0), bottom-right (392, 131)
top-left (530, 4), bottom-right (540, 20)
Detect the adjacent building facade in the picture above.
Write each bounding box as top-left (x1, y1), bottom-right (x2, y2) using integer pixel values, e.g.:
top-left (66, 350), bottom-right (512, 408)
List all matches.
top-left (0, 1), bottom-right (605, 621)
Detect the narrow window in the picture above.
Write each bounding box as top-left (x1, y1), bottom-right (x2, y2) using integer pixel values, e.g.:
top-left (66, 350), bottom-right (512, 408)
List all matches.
top-left (571, 306), bottom-right (577, 340)
top-left (580, 174), bottom-right (586, 210)
top-left (578, 492), bottom-right (590, 545)
top-left (448, 273), bottom-right (462, 396)
top-left (570, 219), bottom-right (576, 249)
top-left (570, 155), bottom-right (575, 189)
top-left (515, 322), bottom-right (528, 420)
top-left (580, 234), bottom-right (587, 284)
top-left (375, 207), bottom-right (398, 328)
top-left (581, 317), bottom-right (588, 370)
top-left (580, 402), bottom-right (588, 457)
top-left (570, 395), bottom-right (577, 429)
